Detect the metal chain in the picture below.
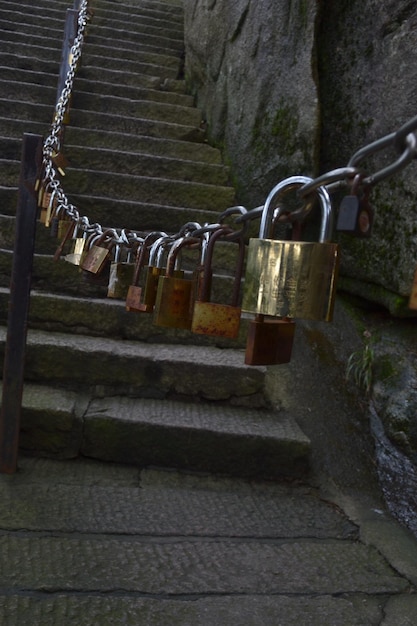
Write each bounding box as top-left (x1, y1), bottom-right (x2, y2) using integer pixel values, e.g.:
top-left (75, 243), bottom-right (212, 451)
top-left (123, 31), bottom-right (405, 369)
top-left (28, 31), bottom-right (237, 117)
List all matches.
top-left (41, 1), bottom-right (417, 251)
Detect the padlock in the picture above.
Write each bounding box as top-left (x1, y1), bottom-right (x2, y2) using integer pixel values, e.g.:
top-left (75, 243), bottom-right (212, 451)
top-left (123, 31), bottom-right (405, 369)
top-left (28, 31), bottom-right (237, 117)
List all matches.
top-left (43, 188), bottom-right (59, 228)
top-left (153, 236), bottom-right (200, 329)
top-left (409, 265), bottom-right (417, 311)
top-left (242, 175), bottom-right (340, 322)
top-left (141, 235), bottom-right (178, 312)
top-left (53, 220), bottom-right (76, 262)
top-left (191, 227), bottom-right (245, 338)
top-left (65, 220), bottom-right (89, 266)
top-left (107, 240), bottom-right (137, 299)
top-left (244, 314), bottom-right (296, 365)
top-left (336, 174), bottom-right (374, 238)
top-left (80, 229), bottom-right (116, 274)
top-left (125, 232), bottom-right (167, 312)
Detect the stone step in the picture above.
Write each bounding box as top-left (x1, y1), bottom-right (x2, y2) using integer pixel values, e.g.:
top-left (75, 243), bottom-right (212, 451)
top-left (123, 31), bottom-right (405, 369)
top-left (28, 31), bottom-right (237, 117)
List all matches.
top-left (1, 0), bottom-right (183, 22)
top-left (18, 385), bottom-right (309, 478)
top-left (80, 51), bottom-right (180, 80)
top-left (0, 188), bottom-right (222, 232)
top-left (1, 119), bottom-right (221, 163)
top-left (0, 285), bottom-right (249, 347)
top-left (2, 159), bottom-right (236, 209)
top-left (0, 326), bottom-right (267, 406)
top-left (3, 0), bottom-right (183, 30)
top-left (70, 90), bottom-right (202, 126)
top-left (64, 144), bottom-right (230, 186)
top-left (0, 37), bottom-right (183, 78)
top-left (2, 80), bottom-right (193, 121)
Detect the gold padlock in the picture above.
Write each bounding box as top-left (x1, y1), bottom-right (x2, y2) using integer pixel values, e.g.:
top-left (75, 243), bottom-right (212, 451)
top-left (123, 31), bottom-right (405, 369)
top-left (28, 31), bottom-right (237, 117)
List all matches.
top-left (191, 226), bottom-right (245, 339)
top-left (153, 236), bottom-right (200, 329)
top-left (242, 176), bottom-right (340, 322)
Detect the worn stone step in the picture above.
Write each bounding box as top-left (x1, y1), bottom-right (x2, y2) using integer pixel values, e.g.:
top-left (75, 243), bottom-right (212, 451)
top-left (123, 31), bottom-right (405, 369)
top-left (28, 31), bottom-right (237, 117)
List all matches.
top-left (81, 51), bottom-right (180, 80)
top-left (0, 0), bottom-right (184, 29)
top-left (77, 63), bottom-right (186, 91)
top-left (0, 19), bottom-right (65, 46)
top-left (0, 29), bottom-right (61, 55)
top-left (93, 10), bottom-right (184, 38)
top-left (15, 385), bottom-right (309, 478)
top-left (62, 144), bottom-right (230, 186)
top-left (0, 327), bottom-right (267, 406)
top-left (71, 90), bottom-right (202, 126)
top-left (1, 159), bottom-right (235, 208)
top-left (0, 457), bottom-right (353, 539)
top-left (0, 188), bottom-right (222, 232)
top-left (69, 106), bottom-right (205, 141)
top-left (0, 285), bottom-right (249, 347)
top-left (2, 80), bottom-right (193, 121)
top-left (0, 119), bottom-right (221, 163)
top-left (0, 38), bottom-right (183, 79)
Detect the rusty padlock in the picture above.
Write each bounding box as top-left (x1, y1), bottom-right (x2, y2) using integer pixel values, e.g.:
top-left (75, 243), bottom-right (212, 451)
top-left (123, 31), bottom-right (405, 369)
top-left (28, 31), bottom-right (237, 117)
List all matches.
top-left (191, 226), bottom-right (245, 338)
top-left (153, 236), bottom-right (201, 329)
top-left (242, 175), bottom-right (340, 322)
top-left (125, 232), bottom-right (167, 312)
top-left (141, 235), bottom-right (180, 312)
top-left (244, 314), bottom-right (296, 365)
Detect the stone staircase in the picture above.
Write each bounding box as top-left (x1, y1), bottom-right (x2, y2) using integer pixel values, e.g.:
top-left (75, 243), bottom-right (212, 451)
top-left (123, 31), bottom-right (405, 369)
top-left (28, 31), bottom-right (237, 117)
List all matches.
top-left (0, 0), bottom-right (310, 478)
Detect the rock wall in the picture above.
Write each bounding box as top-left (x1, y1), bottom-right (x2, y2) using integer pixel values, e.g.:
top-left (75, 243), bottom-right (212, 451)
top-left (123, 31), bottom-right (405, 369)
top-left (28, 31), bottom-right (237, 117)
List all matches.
top-left (183, 0), bottom-right (417, 312)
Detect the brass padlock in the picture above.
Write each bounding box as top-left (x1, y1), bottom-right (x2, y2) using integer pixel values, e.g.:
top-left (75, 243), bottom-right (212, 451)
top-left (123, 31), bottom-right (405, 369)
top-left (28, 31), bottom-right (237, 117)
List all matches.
top-left (107, 240), bottom-right (137, 299)
top-left (153, 236), bottom-right (200, 329)
top-left (80, 229), bottom-right (115, 275)
top-left (242, 176), bottom-right (340, 322)
top-left (125, 232), bottom-right (167, 312)
top-left (191, 227), bottom-right (245, 338)
top-left (65, 220), bottom-right (88, 266)
top-left (245, 314), bottom-right (296, 365)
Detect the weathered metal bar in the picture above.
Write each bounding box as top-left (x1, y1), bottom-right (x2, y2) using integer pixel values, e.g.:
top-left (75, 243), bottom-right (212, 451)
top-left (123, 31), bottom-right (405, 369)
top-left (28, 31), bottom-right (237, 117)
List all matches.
top-left (0, 134), bottom-right (42, 474)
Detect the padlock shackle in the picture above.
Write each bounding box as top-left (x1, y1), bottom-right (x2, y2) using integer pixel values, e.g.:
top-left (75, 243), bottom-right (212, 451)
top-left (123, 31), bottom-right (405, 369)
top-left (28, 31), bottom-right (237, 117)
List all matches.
top-left (259, 176), bottom-right (333, 242)
top-left (165, 236), bottom-right (200, 277)
top-left (131, 231), bottom-right (165, 287)
top-left (259, 176), bottom-right (313, 239)
top-left (199, 227), bottom-right (245, 307)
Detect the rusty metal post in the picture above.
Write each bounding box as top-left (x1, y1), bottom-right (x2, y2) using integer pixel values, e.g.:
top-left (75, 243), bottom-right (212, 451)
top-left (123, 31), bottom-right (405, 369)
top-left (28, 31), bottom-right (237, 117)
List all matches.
top-left (0, 134), bottom-right (42, 474)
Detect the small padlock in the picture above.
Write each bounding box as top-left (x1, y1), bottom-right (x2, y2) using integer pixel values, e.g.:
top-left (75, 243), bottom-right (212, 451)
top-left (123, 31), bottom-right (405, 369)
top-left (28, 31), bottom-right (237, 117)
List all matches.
top-left (65, 220), bottom-right (89, 266)
top-left (107, 240), bottom-right (137, 299)
top-left (53, 220), bottom-right (76, 262)
top-left (245, 314), bottom-right (296, 365)
top-left (336, 174), bottom-right (374, 238)
top-left (141, 235), bottom-right (177, 312)
top-left (153, 236), bottom-right (201, 329)
top-left (125, 232), bottom-right (167, 312)
top-left (409, 265), bottom-right (417, 311)
top-left (242, 176), bottom-right (340, 322)
top-left (80, 229), bottom-right (115, 274)
top-left (191, 227), bottom-right (245, 338)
